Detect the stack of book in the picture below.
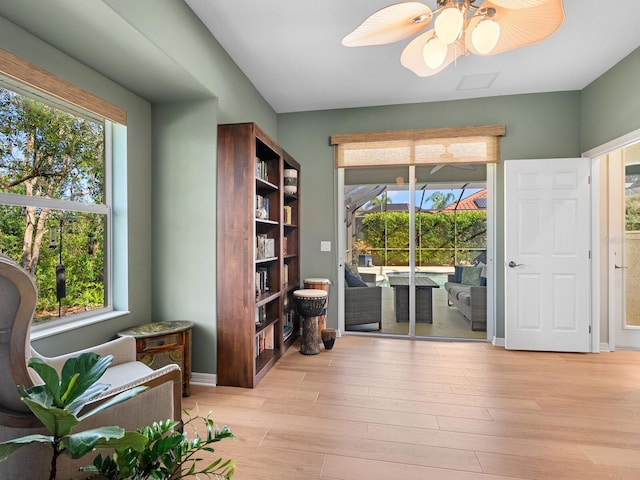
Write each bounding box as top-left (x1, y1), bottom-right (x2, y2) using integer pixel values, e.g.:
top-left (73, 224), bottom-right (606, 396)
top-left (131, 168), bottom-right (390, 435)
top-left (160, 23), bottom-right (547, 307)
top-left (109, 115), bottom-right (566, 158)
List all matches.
top-left (255, 325), bottom-right (274, 358)
top-left (255, 157), bottom-right (268, 182)
top-left (255, 267), bottom-right (269, 294)
top-left (256, 234), bottom-right (275, 260)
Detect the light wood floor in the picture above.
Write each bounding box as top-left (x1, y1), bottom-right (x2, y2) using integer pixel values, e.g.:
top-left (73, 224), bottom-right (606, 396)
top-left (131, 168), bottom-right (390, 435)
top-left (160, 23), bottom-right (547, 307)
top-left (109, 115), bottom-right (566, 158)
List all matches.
top-left (183, 336), bottom-right (640, 480)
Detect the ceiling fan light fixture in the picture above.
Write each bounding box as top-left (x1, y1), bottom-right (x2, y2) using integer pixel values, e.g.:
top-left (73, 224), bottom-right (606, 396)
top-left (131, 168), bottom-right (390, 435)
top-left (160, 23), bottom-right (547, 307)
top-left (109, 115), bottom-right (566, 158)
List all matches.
top-left (345, 0), bottom-right (565, 76)
top-left (471, 18), bottom-right (501, 54)
top-left (423, 36), bottom-right (448, 69)
top-left (435, 4), bottom-right (464, 44)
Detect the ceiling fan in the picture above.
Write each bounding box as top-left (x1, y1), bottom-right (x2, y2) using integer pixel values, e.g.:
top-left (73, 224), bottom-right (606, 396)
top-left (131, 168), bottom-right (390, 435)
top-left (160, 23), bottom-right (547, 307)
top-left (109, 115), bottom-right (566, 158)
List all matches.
top-left (429, 148), bottom-right (476, 174)
top-left (342, 0), bottom-right (565, 77)
top-left (429, 164), bottom-right (475, 174)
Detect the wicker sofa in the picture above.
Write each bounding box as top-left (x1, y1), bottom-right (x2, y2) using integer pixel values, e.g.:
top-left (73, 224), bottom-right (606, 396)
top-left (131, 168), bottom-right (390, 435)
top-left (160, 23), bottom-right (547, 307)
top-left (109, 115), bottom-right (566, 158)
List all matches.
top-left (444, 266), bottom-right (487, 331)
top-left (344, 269), bottom-right (382, 330)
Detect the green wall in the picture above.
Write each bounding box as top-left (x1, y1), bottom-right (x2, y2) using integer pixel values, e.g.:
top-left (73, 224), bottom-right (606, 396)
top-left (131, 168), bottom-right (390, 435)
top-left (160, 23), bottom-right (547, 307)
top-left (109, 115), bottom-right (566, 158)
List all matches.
top-left (581, 47), bottom-right (640, 152)
top-left (278, 92), bottom-right (582, 338)
top-left (152, 100), bottom-right (219, 374)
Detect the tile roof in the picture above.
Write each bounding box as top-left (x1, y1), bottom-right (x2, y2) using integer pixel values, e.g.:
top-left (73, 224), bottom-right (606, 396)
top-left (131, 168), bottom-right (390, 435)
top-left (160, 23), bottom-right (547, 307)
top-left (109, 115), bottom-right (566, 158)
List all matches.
top-left (443, 189), bottom-right (487, 211)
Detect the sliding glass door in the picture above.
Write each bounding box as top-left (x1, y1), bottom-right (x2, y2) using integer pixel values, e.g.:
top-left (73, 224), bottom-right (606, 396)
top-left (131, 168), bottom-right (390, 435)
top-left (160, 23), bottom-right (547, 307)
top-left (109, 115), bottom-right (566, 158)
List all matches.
top-left (341, 164), bottom-right (488, 339)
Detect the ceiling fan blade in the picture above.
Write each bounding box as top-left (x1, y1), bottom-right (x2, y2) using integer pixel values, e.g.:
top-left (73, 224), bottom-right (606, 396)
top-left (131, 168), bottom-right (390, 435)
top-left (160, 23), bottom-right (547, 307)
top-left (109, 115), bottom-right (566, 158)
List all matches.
top-left (400, 29), bottom-right (464, 76)
top-left (466, 0), bottom-right (564, 56)
top-left (489, 0), bottom-right (550, 7)
top-left (342, 2), bottom-right (433, 47)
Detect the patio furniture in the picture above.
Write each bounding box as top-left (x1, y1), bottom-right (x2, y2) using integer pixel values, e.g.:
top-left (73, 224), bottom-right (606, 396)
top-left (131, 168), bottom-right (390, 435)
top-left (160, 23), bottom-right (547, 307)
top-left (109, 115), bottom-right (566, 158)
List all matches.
top-left (444, 266), bottom-right (487, 331)
top-left (345, 285), bottom-right (383, 330)
top-left (387, 273), bottom-right (439, 323)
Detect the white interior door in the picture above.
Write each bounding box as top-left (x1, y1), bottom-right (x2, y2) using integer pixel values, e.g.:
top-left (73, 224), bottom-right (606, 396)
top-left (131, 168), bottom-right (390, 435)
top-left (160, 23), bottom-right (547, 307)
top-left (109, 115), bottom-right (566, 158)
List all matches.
top-left (505, 158), bottom-right (591, 352)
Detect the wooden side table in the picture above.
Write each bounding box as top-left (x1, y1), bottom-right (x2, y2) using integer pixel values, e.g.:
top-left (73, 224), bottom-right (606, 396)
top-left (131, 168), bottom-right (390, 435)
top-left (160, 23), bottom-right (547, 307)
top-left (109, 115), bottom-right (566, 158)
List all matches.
top-left (118, 320), bottom-right (194, 396)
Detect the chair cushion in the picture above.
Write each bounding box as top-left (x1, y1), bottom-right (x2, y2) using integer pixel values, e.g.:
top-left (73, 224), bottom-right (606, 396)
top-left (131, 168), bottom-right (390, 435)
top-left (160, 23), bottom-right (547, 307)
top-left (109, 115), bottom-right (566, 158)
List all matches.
top-left (99, 361), bottom-right (154, 390)
top-left (345, 269), bottom-right (368, 288)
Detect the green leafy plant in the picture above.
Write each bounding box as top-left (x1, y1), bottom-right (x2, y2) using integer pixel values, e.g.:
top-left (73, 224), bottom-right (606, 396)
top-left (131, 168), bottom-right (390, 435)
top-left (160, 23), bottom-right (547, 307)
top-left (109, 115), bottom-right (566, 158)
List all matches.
top-left (0, 352), bottom-right (148, 480)
top-left (84, 410), bottom-right (235, 479)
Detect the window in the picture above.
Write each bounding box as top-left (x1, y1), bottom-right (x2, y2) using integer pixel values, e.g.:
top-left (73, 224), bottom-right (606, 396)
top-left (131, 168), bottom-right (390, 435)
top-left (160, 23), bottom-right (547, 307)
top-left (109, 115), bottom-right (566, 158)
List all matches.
top-left (0, 48), bottom-right (126, 330)
top-left (0, 86), bottom-right (111, 323)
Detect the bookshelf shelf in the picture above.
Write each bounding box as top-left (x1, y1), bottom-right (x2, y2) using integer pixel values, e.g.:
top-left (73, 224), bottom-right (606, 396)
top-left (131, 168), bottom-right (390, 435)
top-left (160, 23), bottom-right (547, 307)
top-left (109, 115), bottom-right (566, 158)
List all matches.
top-left (217, 122), bottom-right (301, 388)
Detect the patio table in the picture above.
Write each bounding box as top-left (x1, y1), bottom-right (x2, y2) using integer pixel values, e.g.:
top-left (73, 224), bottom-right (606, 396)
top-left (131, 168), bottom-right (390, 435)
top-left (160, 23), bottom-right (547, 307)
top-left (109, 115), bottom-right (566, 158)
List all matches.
top-left (387, 273), bottom-right (439, 323)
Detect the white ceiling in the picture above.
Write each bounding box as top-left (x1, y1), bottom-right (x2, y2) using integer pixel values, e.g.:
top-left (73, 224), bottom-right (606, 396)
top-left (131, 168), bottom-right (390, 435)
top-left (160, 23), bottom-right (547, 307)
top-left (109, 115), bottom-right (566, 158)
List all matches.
top-left (185, 0), bottom-right (640, 113)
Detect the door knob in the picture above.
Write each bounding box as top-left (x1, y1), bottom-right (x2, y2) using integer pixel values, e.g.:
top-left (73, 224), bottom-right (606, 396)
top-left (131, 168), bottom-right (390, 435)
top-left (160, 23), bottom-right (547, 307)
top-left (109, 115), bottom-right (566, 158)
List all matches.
top-left (508, 261), bottom-right (523, 268)
top-left (615, 264), bottom-right (627, 269)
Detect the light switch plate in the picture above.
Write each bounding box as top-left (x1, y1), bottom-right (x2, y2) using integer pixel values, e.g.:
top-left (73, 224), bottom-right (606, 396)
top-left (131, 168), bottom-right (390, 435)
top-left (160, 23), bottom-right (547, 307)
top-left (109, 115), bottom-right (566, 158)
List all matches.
top-left (320, 241), bottom-right (331, 252)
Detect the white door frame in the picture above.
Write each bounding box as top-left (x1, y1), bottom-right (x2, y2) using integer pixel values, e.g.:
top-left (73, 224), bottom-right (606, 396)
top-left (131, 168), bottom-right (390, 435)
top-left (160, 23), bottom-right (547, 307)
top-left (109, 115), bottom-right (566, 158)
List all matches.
top-left (337, 168), bottom-right (346, 334)
top-left (584, 126), bottom-right (640, 352)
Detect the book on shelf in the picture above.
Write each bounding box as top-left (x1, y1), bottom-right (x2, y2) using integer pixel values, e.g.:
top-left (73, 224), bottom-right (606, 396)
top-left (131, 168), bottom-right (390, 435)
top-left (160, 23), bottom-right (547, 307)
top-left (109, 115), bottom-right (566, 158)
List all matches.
top-left (256, 235), bottom-right (275, 260)
top-left (255, 194), bottom-right (269, 220)
top-left (283, 309), bottom-right (294, 341)
top-left (255, 324), bottom-right (275, 358)
top-left (283, 324), bottom-right (293, 342)
top-left (283, 236), bottom-right (288, 255)
top-left (283, 205), bottom-right (292, 225)
top-left (283, 263), bottom-right (289, 285)
top-left (255, 158), bottom-right (268, 182)
top-left (255, 305), bottom-right (267, 327)
top-left (255, 267), bottom-right (269, 294)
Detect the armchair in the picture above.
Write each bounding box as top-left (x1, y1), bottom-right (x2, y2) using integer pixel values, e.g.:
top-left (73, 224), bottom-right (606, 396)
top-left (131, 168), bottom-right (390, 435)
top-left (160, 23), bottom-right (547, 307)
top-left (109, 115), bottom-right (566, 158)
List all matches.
top-left (0, 254), bottom-right (182, 478)
top-left (345, 286), bottom-right (383, 330)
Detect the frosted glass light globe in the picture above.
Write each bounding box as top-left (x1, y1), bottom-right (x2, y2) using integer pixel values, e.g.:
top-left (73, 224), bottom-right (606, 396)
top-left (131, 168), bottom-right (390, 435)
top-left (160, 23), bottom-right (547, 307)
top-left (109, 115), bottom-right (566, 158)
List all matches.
top-left (435, 6), bottom-right (463, 45)
top-left (423, 36), bottom-right (447, 69)
top-left (471, 19), bottom-right (501, 54)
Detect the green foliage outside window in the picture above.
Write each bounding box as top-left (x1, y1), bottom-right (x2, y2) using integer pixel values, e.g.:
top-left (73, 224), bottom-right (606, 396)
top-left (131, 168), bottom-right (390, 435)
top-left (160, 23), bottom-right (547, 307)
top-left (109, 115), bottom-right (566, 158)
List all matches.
top-left (0, 87), bottom-right (106, 322)
top-left (360, 210), bottom-right (486, 266)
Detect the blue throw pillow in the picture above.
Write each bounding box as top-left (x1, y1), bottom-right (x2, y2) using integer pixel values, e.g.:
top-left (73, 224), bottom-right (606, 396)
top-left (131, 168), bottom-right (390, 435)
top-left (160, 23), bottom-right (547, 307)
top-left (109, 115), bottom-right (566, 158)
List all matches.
top-left (345, 270), bottom-right (368, 287)
top-left (454, 265), bottom-right (464, 283)
top-left (461, 266), bottom-right (483, 286)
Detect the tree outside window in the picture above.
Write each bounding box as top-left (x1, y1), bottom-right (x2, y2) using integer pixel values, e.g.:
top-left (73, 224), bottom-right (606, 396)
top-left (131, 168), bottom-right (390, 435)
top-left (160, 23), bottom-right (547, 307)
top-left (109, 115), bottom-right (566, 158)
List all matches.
top-left (0, 86), bottom-right (108, 322)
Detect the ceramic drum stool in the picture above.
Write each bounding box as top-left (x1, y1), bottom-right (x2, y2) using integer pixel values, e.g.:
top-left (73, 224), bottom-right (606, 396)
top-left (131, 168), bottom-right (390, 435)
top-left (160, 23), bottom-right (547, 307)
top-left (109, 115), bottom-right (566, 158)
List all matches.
top-left (293, 289), bottom-right (328, 355)
top-left (303, 277), bottom-right (330, 342)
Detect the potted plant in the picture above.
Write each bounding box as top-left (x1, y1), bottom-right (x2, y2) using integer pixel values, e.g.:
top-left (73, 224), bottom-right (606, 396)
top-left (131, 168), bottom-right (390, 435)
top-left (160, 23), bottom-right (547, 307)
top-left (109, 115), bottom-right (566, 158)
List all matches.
top-left (0, 352), bottom-right (235, 480)
top-left (353, 239), bottom-right (373, 267)
top-left (84, 410), bottom-right (235, 479)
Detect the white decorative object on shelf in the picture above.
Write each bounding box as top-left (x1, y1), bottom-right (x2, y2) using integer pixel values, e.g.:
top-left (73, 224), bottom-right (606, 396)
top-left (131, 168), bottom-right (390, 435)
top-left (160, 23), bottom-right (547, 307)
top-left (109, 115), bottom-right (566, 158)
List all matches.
top-left (284, 169), bottom-right (298, 195)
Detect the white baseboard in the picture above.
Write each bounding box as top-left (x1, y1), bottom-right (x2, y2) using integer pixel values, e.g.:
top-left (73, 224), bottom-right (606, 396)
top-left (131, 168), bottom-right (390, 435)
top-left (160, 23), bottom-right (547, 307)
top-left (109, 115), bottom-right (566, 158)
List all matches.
top-left (599, 342), bottom-right (611, 352)
top-left (190, 372), bottom-right (216, 387)
top-left (492, 336), bottom-right (505, 347)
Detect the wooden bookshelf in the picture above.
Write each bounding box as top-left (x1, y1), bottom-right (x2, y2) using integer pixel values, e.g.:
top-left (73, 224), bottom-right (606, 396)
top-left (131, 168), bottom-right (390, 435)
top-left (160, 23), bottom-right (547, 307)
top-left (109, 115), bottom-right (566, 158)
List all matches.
top-left (217, 123), bottom-right (300, 387)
